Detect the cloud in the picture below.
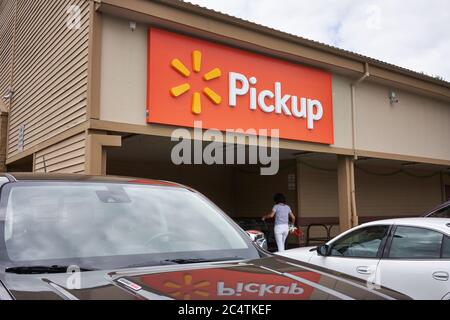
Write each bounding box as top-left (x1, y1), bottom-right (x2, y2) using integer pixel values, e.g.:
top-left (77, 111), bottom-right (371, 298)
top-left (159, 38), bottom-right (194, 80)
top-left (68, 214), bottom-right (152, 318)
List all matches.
top-left (187, 0), bottom-right (450, 81)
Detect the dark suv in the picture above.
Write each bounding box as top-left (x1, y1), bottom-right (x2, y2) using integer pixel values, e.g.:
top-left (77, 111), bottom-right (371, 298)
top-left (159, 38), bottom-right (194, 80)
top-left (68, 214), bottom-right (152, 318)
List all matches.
top-left (423, 201), bottom-right (450, 218)
top-left (0, 173), bottom-right (410, 300)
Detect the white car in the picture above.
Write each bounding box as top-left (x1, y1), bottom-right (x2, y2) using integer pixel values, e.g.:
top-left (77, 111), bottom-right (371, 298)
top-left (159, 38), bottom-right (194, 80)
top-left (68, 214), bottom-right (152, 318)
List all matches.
top-left (277, 218), bottom-right (450, 300)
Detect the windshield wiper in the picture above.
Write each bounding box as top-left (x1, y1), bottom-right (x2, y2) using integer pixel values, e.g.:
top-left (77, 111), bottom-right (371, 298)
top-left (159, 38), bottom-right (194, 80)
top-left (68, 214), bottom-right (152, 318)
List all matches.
top-left (5, 265), bottom-right (96, 274)
top-left (163, 257), bottom-right (245, 264)
top-left (124, 257), bottom-right (245, 269)
top-left (124, 260), bottom-right (179, 268)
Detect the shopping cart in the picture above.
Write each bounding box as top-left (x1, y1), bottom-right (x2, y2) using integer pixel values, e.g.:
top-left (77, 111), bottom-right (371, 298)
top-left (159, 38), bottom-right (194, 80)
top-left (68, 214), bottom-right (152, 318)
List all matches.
top-left (234, 218), bottom-right (276, 251)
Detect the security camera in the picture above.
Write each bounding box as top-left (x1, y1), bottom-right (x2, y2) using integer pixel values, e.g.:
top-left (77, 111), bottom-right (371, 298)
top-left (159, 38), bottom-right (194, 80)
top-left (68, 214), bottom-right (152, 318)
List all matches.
top-left (389, 90), bottom-right (398, 104)
top-left (129, 21), bottom-right (136, 32)
top-left (2, 88), bottom-right (14, 101)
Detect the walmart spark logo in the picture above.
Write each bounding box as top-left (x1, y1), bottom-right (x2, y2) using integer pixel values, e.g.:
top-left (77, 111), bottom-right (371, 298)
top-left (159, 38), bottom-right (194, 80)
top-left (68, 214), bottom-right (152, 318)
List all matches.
top-left (164, 274), bottom-right (211, 300)
top-left (170, 50), bottom-right (222, 115)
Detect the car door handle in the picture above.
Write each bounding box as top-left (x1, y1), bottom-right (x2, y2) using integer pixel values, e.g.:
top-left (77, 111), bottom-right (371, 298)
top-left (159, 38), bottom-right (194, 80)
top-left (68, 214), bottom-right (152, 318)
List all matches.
top-left (356, 266), bottom-right (372, 275)
top-left (433, 272), bottom-right (449, 281)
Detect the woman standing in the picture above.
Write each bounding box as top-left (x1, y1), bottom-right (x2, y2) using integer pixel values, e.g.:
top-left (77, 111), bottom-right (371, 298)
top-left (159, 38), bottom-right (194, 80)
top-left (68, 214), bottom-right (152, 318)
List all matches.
top-left (262, 193), bottom-right (296, 252)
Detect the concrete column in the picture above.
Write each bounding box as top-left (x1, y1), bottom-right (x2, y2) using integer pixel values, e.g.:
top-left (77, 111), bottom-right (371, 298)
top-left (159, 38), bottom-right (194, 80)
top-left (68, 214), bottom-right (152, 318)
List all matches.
top-left (337, 155), bottom-right (358, 232)
top-left (296, 159), bottom-right (302, 246)
top-left (85, 133), bottom-right (122, 175)
top-left (0, 112), bottom-right (8, 172)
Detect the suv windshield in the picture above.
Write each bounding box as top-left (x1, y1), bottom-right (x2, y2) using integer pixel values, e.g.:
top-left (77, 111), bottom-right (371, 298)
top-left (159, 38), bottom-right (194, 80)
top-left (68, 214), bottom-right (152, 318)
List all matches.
top-left (0, 182), bottom-right (259, 269)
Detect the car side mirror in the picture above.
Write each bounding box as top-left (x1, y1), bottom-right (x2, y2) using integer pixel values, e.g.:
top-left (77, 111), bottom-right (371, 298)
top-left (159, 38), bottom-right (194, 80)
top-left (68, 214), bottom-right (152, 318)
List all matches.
top-left (317, 244), bottom-right (330, 256)
top-left (245, 230), bottom-right (268, 251)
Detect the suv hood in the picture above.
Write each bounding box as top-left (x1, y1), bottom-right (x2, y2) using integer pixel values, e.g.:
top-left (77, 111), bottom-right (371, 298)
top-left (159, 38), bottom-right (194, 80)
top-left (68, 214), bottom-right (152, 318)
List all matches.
top-left (1, 257), bottom-right (410, 300)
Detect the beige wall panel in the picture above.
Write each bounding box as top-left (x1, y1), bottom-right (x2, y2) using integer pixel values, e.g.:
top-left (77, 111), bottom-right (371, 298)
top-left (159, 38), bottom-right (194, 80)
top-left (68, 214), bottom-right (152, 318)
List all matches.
top-left (331, 75), bottom-right (353, 149)
top-left (100, 15), bottom-right (147, 125)
top-left (298, 159), bottom-right (442, 219)
top-left (7, 0), bottom-right (90, 160)
top-left (34, 132), bottom-right (85, 173)
top-left (355, 80), bottom-right (450, 161)
top-left (298, 161), bottom-right (339, 218)
top-left (355, 169), bottom-right (442, 216)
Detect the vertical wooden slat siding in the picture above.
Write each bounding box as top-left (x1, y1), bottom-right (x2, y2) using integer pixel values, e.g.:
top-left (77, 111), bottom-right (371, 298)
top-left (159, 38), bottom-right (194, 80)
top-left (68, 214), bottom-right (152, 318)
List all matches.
top-left (9, 59), bottom-right (88, 131)
top-left (34, 132), bottom-right (85, 173)
top-left (14, 0), bottom-right (77, 74)
top-left (11, 104), bottom-right (86, 150)
top-left (8, 47), bottom-right (89, 131)
top-left (6, 0), bottom-right (90, 161)
top-left (0, 0), bottom-right (14, 107)
top-left (11, 19), bottom-right (89, 111)
top-left (11, 7), bottom-right (90, 109)
top-left (8, 69), bottom-right (87, 138)
top-left (8, 87), bottom-right (86, 148)
top-left (8, 72), bottom-right (87, 136)
top-left (9, 0), bottom-right (89, 128)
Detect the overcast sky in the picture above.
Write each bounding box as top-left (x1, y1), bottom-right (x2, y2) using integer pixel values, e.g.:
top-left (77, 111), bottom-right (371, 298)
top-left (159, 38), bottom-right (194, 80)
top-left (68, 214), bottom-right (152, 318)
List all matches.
top-left (187, 0), bottom-right (450, 81)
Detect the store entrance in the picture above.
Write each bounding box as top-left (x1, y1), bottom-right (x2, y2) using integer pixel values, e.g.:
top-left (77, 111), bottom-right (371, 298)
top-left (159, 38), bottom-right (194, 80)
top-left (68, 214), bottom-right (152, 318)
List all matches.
top-left (106, 134), bottom-right (301, 250)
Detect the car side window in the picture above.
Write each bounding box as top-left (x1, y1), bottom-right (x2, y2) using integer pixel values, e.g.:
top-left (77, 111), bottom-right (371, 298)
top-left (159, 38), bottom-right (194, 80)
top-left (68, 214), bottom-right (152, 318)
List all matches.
top-left (388, 226), bottom-right (443, 259)
top-left (442, 236), bottom-right (450, 259)
top-left (330, 225), bottom-right (389, 258)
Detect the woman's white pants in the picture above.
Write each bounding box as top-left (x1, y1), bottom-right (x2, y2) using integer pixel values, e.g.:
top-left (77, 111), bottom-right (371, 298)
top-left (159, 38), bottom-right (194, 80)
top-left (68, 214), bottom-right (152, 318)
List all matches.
top-left (274, 224), bottom-right (289, 252)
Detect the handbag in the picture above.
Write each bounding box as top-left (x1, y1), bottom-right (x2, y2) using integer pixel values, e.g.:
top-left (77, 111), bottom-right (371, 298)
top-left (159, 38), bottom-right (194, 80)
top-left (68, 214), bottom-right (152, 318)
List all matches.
top-left (288, 224), bottom-right (303, 238)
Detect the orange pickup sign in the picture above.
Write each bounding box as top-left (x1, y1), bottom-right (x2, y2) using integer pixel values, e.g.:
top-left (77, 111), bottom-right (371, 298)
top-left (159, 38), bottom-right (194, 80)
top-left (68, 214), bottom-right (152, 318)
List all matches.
top-left (147, 28), bottom-right (334, 144)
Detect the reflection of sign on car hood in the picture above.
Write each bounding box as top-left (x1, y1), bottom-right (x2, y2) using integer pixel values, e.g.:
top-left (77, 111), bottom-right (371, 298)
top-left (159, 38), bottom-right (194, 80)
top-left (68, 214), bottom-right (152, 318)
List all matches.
top-left (136, 268), bottom-right (320, 300)
top-left (109, 257), bottom-right (410, 300)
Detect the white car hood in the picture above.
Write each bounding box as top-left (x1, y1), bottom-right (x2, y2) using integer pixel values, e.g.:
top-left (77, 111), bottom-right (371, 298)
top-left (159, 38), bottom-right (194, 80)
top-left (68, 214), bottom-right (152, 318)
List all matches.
top-left (275, 246), bottom-right (317, 263)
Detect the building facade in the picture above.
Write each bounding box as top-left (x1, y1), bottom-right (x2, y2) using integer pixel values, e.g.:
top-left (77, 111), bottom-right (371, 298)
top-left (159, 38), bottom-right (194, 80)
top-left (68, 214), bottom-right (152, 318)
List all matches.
top-left (1, 0), bottom-right (450, 243)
